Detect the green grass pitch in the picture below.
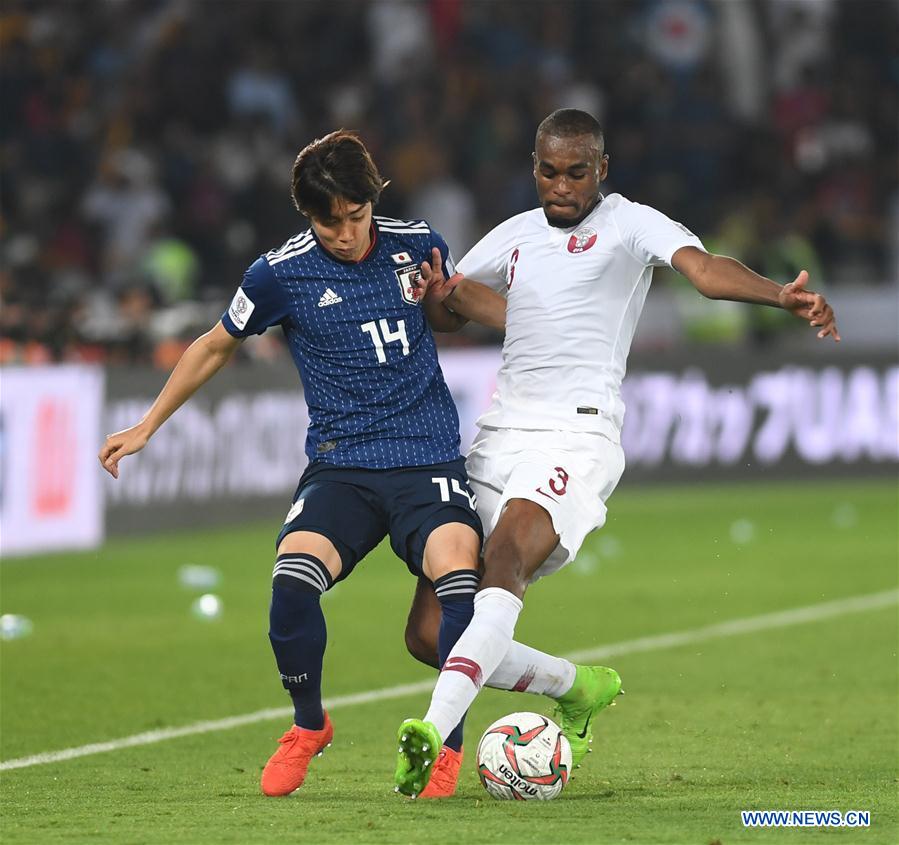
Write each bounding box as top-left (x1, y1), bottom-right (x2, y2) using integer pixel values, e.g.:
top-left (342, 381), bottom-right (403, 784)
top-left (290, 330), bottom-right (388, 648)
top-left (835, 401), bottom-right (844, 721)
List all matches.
top-left (1, 479), bottom-right (896, 844)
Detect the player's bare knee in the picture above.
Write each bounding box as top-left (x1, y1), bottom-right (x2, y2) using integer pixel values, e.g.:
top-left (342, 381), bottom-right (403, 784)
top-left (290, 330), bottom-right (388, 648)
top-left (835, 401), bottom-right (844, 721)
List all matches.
top-left (482, 533), bottom-right (541, 578)
top-left (480, 539), bottom-right (543, 597)
top-left (481, 498), bottom-right (558, 592)
top-left (421, 522), bottom-right (480, 582)
top-left (479, 541), bottom-right (532, 596)
top-left (276, 530), bottom-right (343, 581)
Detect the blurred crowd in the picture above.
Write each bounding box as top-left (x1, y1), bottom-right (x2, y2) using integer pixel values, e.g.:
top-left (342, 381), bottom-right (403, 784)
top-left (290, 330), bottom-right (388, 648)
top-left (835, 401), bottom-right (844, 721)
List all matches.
top-left (2, 0), bottom-right (896, 366)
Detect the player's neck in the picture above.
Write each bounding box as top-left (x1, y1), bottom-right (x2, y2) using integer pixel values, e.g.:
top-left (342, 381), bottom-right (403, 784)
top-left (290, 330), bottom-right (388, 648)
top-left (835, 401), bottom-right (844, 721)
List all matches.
top-left (548, 193), bottom-right (603, 230)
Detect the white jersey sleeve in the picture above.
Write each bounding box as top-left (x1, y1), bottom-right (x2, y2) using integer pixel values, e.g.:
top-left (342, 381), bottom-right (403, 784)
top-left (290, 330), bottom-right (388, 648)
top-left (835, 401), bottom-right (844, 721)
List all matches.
top-left (456, 211), bottom-right (531, 292)
top-left (611, 199), bottom-right (706, 268)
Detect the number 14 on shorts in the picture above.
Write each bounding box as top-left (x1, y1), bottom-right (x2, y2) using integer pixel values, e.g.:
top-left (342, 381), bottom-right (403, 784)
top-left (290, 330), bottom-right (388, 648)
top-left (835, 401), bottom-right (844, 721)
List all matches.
top-left (431, 477), bottom-right (477, 509)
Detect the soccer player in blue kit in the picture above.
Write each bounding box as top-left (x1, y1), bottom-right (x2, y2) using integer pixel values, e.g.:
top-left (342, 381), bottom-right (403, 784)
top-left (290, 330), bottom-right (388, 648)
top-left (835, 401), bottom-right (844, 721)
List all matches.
top-left (99, 131), bottom-right (608, 799)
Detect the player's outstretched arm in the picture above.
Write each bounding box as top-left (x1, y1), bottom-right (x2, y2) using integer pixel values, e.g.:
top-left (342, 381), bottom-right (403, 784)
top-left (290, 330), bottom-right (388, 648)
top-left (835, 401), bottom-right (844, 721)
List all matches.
top-left (418, 247), bottom-right (506, 332)
top-left (444, 278), bottom-right (506, 331)
top-left (98, 323), bottom-right (242, 478)
top-left (672, 246), bottom-right (840, 341)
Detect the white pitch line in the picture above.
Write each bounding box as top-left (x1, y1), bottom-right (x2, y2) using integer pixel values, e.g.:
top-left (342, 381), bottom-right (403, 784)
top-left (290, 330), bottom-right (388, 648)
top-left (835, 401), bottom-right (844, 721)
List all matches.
top-left (2, 588), bottom-right (895, 772)
top-left (564, 588), bottom-right (899, 663)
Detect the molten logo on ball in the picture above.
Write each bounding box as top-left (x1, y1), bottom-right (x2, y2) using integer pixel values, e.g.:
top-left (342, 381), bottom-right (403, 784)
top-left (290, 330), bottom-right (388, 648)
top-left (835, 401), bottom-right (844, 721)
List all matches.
top-left (476, 712), bottom-right (571, 800)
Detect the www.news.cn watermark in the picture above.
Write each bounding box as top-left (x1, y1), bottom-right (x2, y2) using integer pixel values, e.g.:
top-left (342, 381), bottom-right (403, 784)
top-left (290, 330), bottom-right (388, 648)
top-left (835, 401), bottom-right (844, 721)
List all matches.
top-left (742, 810), bottom-right (870, 828)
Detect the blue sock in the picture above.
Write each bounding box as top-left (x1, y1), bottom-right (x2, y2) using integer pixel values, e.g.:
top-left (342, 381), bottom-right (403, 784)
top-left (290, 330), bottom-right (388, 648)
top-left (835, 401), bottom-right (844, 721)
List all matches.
top-left (268, 553), bottom-right (333, 731)
top-left (433, 569), bottom-right (479, 751)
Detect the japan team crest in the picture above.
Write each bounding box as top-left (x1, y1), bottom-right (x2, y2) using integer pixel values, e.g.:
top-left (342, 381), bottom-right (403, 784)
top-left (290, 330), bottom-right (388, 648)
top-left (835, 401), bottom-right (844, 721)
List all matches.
top-left (567, 227), bottom-right (597, 254)
top-left (395, 264), bottom-right (423, 305)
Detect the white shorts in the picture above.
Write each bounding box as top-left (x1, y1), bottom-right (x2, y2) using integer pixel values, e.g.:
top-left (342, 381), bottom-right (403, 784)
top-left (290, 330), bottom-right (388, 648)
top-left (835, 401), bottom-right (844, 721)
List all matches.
top-left (465, 426), bottom-right (625, 581)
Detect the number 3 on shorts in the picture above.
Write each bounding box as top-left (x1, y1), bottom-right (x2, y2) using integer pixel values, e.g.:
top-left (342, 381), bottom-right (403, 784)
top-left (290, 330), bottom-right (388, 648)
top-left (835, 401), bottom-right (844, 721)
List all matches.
top-left (431, 477), bottom-right (477, 509)
top-left (536, 466), bottom-right (569, 501)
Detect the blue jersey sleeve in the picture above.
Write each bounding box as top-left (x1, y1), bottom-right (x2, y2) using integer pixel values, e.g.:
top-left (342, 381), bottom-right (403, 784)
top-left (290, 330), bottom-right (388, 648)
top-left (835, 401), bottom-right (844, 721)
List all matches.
top-left (221, 257), bottom-right (291, 337)
top-left (429, 227), bottom-right (457, 277)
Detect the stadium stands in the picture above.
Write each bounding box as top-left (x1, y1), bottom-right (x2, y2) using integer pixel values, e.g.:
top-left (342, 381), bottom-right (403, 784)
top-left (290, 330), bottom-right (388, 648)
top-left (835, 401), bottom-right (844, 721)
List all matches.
top-left (1, 0), bottom-right (895, 364)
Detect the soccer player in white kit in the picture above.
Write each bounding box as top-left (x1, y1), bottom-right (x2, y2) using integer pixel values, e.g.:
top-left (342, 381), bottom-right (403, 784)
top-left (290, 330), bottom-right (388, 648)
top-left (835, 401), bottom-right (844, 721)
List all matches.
top-left (394, 109), bottom-right (839, 797)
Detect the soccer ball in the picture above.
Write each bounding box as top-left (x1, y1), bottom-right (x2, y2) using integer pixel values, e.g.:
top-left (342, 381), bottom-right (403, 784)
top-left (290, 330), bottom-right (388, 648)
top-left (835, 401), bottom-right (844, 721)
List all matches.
top-left (476, 712), bottom-right (572, 800)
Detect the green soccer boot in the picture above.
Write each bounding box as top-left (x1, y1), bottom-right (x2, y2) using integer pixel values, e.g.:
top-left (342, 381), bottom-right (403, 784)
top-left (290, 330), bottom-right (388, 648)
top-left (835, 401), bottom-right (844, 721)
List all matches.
top-left (394, 718), bottom-right (442, 797)
top-left (554, 665), bottom-right (623, 767)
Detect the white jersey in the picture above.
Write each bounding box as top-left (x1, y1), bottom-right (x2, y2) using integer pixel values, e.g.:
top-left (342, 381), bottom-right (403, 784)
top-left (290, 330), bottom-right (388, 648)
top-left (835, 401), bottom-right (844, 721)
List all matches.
top-left (456, 193), bottom-right (705, 442)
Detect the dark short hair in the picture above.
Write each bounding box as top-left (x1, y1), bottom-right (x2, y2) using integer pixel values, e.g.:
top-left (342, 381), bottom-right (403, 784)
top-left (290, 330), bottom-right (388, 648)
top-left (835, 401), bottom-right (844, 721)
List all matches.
top-left (536, 109), bottom-right (605, 152)
top-left (291, 130), bottom-right (386, 220)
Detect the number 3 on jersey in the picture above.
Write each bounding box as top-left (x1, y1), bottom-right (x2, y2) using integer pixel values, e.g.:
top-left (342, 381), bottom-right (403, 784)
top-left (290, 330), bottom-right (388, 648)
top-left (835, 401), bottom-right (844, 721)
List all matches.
top-left (361, 319), bottom-right (409, 363)
top-left (507, 247), bottom-right (520, 289)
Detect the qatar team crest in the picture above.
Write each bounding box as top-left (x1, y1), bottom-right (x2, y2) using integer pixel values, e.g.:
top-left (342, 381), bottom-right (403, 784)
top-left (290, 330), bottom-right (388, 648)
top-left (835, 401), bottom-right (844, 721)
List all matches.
top-left (567, 227), bottom-right (597, 254)
top-left (395, 264), bottom-right (423, 305)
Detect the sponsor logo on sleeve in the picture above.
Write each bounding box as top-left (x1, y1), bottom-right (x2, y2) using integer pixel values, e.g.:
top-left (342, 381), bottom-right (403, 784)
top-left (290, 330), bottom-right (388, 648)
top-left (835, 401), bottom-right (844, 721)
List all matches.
top-left (228, 287), bottom-right (255, 330)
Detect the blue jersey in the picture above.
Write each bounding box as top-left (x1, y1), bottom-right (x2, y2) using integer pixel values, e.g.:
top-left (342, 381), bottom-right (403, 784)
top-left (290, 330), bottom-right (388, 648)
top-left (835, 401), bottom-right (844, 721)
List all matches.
top-left (221, 216), bottom-right (462, 469)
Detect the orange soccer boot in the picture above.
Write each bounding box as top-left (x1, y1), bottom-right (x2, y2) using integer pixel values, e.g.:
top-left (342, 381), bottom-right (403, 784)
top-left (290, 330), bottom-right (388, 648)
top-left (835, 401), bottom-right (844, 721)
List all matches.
top-left (260, 711), bottom-right (334, 796)
top-left (419, 745), bottom-right (463, 798)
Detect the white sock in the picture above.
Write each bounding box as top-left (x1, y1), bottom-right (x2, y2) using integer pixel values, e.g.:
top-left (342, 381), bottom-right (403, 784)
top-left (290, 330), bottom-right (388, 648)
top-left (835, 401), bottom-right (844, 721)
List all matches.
top-left (423, 587), bottom-right (523, 742)
top-left (485, 642), bottom-right (576, 699)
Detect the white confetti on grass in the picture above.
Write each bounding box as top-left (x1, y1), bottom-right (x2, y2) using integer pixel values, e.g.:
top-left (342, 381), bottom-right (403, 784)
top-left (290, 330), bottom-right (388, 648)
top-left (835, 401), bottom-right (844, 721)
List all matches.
top-left (729, 519), bottom-right (756, 545)
top-left (0, 614), bottom-right (34, 640)
top-left (831, 502), bottom-right (859, 529)
top-left (190, 593), bottom-right (223, 620)
top-left (598, 535), bottom-right (623, 558)
top-left (178, 565), bottom-right (222, 590)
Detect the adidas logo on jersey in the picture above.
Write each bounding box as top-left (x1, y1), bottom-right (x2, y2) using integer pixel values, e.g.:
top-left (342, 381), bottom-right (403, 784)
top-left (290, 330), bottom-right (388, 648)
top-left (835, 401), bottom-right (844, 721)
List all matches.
top-left (317, 288), bottom-right (343, 308)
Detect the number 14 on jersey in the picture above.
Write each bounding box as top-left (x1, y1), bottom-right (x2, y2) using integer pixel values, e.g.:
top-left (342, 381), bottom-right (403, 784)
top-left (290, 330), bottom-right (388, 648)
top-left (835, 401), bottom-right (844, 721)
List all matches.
top-left (361, 319), bottom-right (409, 363)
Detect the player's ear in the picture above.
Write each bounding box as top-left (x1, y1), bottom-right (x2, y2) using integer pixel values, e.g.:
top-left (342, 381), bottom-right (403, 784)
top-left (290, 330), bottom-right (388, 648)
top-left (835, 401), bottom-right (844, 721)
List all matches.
top-left (599, 154), bottom-right (609, 181)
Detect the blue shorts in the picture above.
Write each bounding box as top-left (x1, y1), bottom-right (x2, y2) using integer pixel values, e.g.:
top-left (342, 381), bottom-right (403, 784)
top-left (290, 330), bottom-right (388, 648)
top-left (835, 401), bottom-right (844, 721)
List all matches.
top-left (276, 458), bottom-right (483, 581)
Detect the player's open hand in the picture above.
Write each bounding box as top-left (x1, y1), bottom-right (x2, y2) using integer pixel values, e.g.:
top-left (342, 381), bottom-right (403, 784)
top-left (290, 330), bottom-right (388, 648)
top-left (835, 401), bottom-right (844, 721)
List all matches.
top-left (98, 423), bottom-right (151, 479)
top-left (419, 247), bottom-right (462, 303)
top-left (778, 270), bottom-right (841, 342)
